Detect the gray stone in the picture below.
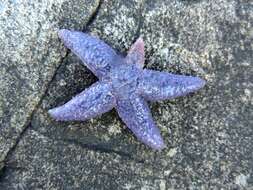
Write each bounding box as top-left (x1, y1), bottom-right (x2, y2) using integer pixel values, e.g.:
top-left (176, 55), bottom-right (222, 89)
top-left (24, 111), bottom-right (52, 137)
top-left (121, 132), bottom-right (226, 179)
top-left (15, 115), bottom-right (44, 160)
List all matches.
top-left (0, 0), bottom-right (99, 164)
top-left (0, 162), bottom-right (3, 174)
top-left (0, 129), bottom-right (165, 189)
top-left (0, 0), bottom-right (253, 189)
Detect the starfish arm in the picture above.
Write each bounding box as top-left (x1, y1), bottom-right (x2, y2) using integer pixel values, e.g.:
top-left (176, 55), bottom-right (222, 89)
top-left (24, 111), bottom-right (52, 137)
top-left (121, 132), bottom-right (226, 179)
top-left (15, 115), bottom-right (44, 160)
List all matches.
top-left (48, 82), bottom-right (116, 121)
top-left (139, 69), bottom-right (206, 101)
top-left (126, 37), bottom-right (145, 69)
top-left (116, 95), bottom-right (165, 150)
top-left (58, 29), bottom-right (120, 78)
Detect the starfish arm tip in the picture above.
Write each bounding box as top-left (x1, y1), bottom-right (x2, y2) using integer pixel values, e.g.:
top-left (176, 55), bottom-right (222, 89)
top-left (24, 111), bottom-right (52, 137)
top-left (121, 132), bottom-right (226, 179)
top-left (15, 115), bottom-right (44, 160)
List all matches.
top-left (145, 132), bottom-right (166, 150)
top-left (126, 37), bottom-right (145, 68)
top-left (132, 37), bottom-right (144, 51)
top-left (140, 70), bottom-right (206, 101)
top-left (48, 82), bottom-right (115, 122)
top-left (58, 29), bottom-right (68, 39)
top-left (190, 77), bottom-right (206, 91)
top-left (48, 108), bottom-right (54, 116)
top-left (48, 107), bottom-right (61, 121)
top-left (48, 106), bottom-right (71, 121)
top-left (116, 96), bottom-right (166, 150)
top-left (136, 37), bottom-right (144, 43)
top-left (57, 29), bottom-right (118, 78)
top-left (151, 141), bottom-right (166, 151)
top-left (199, 78), bottom-right (206, 88)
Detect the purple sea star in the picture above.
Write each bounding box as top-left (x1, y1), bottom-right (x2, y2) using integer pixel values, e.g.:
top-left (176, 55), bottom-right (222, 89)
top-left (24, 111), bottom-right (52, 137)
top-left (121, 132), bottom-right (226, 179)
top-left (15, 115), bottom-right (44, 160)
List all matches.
top-left (49, 29), bottom-right (206, 150)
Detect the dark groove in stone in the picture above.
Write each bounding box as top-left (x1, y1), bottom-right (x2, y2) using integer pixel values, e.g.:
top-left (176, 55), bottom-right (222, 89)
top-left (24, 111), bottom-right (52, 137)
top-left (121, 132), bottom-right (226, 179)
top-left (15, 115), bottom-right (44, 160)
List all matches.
top-left (0, 0), bottom-right (103, 178)
top-left (134, 0), bottom-right (145, 41)
top-left (0, 164), bottom-right (6, 183)
top-left (0, 53), bottom-right (68, 178)
top-left (83, 0), bottom-right (103, 32)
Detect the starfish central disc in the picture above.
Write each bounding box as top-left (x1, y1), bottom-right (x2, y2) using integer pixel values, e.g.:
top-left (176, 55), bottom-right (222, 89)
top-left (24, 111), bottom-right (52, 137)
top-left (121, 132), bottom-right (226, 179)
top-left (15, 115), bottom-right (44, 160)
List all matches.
top-left (109, 64), bottom-right (141, 99)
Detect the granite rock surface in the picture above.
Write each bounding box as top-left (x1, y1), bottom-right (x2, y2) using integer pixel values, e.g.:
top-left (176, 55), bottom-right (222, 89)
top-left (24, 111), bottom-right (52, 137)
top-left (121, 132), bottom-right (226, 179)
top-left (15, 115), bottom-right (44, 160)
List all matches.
top-left (0, 0), bottom-right (99, 169)
top-left (0, 0), bottom-right (252, 189)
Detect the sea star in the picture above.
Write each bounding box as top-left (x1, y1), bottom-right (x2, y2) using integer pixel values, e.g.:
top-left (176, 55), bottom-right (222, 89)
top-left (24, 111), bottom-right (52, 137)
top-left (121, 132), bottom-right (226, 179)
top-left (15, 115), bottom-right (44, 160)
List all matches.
top-left (49, 29), bottom-right (206, 150)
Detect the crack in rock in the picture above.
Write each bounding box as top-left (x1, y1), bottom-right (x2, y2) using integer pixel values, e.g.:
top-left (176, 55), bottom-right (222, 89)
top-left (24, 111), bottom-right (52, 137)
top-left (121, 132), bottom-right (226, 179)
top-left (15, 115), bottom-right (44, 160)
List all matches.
top-left (0, 0), bottom-right (102, 177)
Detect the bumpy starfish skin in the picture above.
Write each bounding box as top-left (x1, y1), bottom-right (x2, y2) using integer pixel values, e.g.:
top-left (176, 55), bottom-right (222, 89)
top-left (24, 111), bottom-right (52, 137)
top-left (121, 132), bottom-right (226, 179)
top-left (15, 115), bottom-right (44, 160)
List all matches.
top-left (49, 29), bottom-right (206, 150)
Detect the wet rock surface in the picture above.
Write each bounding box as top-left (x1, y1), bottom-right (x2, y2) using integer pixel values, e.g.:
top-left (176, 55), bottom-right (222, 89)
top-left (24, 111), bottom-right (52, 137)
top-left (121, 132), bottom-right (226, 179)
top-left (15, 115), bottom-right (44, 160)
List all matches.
top-left (0, 0), bottom-right (99, 173)
top-left (0, 0), bottom-right (252, 189)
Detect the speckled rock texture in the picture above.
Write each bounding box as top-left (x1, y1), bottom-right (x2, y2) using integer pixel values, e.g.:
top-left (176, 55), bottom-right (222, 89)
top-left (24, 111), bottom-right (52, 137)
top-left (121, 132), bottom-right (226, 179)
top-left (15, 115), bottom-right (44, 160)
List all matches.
top-left (0, 0), bottom-right (252, 189)
top-left (0, 0), bottom-right (99, 165)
